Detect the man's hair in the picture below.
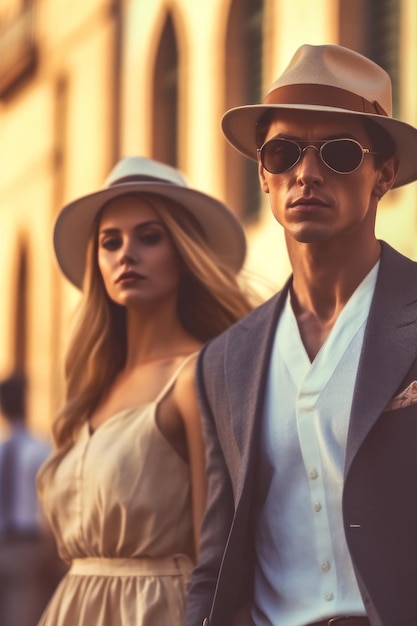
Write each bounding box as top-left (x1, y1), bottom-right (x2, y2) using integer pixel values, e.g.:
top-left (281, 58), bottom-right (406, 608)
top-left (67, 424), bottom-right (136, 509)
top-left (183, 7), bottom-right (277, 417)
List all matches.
top-left (0, 373), bottom-right (26, 421)
top-left (362, 118), bottom-right (396, 165)
top-left (255, 109), bottom-right (276, 149)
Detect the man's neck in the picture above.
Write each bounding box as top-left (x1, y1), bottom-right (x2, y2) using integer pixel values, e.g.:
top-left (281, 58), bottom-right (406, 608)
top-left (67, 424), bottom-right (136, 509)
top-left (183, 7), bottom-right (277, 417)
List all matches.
top-left (287, 238), bottom-right (381, 360)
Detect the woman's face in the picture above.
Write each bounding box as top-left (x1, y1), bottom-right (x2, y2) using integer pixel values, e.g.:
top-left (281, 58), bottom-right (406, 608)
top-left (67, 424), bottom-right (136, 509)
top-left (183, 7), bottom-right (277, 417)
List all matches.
top-left (97, 195), bottom-right (183, 309)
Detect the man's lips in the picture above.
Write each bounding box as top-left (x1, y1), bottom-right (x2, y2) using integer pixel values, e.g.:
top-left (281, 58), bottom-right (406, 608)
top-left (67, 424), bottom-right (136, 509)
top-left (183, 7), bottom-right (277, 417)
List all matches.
top-left (289, 197), bottom-right (329, 208)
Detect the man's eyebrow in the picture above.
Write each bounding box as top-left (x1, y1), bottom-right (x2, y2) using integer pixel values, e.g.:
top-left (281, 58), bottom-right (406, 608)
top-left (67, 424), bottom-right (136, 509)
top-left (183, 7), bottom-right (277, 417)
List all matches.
top-left (270, 132), bottom-right (360, 141)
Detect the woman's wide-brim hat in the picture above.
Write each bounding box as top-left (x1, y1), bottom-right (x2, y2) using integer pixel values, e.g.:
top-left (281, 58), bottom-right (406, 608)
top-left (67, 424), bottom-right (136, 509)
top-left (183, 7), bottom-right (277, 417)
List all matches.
top-left (54, 156), bottom-right (247, 289)
top-left (221, 44), bottom-right (417, 188)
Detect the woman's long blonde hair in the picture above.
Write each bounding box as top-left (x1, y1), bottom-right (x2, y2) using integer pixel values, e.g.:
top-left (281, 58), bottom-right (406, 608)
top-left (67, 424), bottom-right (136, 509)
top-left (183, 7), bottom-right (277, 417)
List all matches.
top-left (50, 193), bottom-right (254, 452)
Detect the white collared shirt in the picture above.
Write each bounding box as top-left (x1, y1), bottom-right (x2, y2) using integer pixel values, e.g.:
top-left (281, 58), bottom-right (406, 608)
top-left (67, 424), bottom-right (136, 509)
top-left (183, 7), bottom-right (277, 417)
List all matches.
top-left (252, 261), bottom-right (379, 626)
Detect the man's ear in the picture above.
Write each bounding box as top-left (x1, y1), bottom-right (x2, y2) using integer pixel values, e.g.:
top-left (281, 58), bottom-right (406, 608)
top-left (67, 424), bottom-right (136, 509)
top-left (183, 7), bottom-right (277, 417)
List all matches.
top-left (374, 154), bottom-right (400, 197)
top-left (258, 160), bottom-right (270, 193)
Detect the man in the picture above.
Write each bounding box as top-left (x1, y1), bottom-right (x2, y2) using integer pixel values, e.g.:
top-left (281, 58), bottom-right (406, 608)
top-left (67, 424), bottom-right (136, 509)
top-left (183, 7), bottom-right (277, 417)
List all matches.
top-left (0, 373), bottom-right (63, 625)
top-left (185, 44), bottom-right (417, 626)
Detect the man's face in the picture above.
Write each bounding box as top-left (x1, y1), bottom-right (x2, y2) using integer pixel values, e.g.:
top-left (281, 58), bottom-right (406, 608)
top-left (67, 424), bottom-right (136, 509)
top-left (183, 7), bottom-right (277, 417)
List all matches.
top-left (257, 110), bottom-right (392, 248)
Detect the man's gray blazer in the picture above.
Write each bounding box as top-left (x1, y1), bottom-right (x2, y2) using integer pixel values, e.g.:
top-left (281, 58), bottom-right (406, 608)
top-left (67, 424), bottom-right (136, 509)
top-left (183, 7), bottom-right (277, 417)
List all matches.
top-left (185, 242), bottom-right (417, 626)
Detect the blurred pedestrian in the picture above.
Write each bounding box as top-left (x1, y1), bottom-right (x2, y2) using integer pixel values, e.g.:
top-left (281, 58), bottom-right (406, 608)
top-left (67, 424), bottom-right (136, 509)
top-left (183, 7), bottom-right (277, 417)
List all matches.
top-left (0, 372), bottom-right (63, 626)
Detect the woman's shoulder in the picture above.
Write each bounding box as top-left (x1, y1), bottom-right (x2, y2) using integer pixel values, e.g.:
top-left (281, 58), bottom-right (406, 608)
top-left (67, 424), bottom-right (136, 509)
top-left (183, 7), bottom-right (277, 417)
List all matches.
top-left (158, 350), bottom-right (202, 432)
top-left (172, 350), bottom-right (201, 396)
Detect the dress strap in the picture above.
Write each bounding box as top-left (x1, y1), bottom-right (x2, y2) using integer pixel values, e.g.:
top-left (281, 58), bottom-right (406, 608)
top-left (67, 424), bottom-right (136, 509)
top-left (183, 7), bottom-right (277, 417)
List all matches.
top-left (154, 352), bottom-right (199, 406)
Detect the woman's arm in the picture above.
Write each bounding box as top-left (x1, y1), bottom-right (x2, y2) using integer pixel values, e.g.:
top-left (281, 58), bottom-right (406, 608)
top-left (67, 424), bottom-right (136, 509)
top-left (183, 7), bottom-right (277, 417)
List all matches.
top-left (174, 355), bottom-right (207, 557)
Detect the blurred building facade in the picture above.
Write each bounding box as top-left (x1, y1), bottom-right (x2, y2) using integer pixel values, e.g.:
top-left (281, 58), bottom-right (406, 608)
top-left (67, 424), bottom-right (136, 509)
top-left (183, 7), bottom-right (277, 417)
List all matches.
top-left (0, 0), bottom-right (416, 434)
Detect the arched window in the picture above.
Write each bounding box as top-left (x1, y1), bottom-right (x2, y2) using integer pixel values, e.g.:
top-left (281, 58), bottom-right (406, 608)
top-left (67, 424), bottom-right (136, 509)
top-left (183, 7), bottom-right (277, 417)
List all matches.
top-left (367, 0), bottom-right (400, 115)
top-left (338, 0), bottom-right (400, 115)
top-left (152, 13), bottom-right (179, 167)
top-left (224, 0), bottom-right (264, 220)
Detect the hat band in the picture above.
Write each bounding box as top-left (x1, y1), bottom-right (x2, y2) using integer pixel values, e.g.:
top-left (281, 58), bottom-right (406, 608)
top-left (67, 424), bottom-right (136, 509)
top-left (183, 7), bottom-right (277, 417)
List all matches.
top-left (263, 84), bottom-right (388, 117)
top-left (108, 175), bottom-right (176, 187)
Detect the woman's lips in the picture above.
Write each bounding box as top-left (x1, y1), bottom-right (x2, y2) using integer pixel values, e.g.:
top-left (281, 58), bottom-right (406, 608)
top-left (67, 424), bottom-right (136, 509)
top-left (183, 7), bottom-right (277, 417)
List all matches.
top-left (117, 271), bottom-right (145, 283)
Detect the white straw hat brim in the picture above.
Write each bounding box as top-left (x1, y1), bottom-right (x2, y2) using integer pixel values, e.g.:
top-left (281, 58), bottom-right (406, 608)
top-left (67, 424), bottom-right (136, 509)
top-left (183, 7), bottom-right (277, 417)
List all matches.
top-left (54, 181), bottom-right (246, 289)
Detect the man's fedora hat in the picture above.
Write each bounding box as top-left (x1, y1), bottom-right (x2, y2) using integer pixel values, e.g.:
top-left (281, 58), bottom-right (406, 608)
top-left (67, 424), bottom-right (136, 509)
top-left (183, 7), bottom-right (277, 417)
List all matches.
top-left (221, 44), bottom-right (417, 188)
top-left (54, 156), bottom-right (246, 289)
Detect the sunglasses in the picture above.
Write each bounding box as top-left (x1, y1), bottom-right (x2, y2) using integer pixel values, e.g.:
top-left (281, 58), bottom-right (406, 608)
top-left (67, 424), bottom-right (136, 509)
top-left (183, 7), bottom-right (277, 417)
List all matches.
top-left (257, 138), bottom-right (379, 175)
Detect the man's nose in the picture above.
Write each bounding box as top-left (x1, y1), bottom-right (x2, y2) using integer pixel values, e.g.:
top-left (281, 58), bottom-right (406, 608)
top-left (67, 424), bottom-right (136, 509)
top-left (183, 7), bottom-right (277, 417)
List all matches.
top-left (295, 145), bottom-right (325, 184)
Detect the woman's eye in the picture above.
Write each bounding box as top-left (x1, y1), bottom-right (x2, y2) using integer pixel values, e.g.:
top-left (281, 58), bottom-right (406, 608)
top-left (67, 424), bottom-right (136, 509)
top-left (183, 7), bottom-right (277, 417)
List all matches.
top-left (101, 238), bottom-right (121, 251)
top-left (140, 232), bottom-right (163, 245)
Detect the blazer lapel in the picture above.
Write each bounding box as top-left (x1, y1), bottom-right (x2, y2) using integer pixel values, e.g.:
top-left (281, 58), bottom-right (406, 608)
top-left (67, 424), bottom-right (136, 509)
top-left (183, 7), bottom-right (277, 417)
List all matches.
top-left (345, 242), bottom-right (417, 476)
top-left (226, 282), bottom-right (290, 499)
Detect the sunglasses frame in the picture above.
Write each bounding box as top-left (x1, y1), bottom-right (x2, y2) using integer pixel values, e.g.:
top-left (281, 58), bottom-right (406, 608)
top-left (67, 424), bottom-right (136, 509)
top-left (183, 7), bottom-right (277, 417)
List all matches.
top-left (257, 137), bottom-right (379, 175)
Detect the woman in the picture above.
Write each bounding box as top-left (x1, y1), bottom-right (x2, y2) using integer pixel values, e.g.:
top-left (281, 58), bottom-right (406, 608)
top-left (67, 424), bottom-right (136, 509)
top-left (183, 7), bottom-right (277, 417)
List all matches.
top-left (37, 156), bottom-right (253, 626)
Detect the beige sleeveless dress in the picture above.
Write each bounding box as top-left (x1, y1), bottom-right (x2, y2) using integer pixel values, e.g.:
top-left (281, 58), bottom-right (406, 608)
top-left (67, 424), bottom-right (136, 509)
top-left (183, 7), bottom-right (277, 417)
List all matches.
top-left (37, 357), bottom-right (196, 626)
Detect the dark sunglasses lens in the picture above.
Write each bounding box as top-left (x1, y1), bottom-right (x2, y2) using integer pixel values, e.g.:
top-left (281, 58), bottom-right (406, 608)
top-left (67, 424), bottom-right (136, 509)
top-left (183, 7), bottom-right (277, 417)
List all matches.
top-left (262, 140), bottom-right (300, 173)
top-left (321, 140), bottom-right (363, 173)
